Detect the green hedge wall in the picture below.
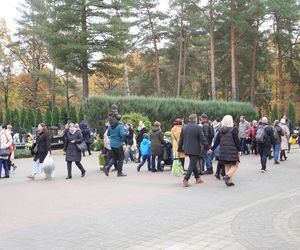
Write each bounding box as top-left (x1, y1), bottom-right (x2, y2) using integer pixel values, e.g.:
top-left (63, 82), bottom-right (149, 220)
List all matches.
top-left (84, 96), bottom-right (258, 131)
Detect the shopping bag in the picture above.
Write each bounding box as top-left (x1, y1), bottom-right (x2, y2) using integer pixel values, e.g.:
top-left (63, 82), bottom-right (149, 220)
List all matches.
top-left (171, 158), bottom-right (184, 177)
top-left (289, 137), bottom-right (297, 145)
top-left (41, 153), bottom-right (55, 178)
top-left (98, 153), bottom-right (105, 168)
top-left (76, 141), bottom-right (87, 152)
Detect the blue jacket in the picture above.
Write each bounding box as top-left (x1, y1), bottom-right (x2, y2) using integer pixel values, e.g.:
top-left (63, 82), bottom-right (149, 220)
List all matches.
top-left (107, 123), bottom-right (128, 148)
top-left (140, 138), bottom-right (151, 156)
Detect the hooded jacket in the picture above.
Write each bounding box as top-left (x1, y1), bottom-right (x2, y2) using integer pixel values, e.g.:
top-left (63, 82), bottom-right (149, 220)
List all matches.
top-left (140, 138), bottom-right (151, 156)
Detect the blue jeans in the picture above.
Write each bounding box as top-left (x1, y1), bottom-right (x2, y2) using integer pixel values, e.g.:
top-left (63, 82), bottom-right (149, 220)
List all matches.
top-left (151, 155), bottom-right (162, 171)
top-left (139, 155), bottom-right (151, 170)
top-left (203, 151), bottom-right (213, 171)
top-left (273, 144), bottom-right (280, 163)
top-left (241, 138), bottom-right (249, 154)
top-left (0, 158), bottom-right (9, 177)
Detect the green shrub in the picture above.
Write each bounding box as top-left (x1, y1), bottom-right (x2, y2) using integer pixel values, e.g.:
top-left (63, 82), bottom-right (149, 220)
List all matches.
top-left (122, 113), bottom-right (152, 133)
top-left (34, 108), bottom-right (43, 126)
top-left (69, 106), bottom-right (78, 123)
top-left (14, 149), bottom-right (32, 159)
top-left (84, 96), bottom-right (257, 130)
top-left (90, 139), bottom-right (103, 151)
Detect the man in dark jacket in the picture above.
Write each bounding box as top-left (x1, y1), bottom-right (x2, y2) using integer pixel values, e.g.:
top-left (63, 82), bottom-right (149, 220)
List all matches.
top-left (256, 117), bottom-right (274, 173)
top-left (178, 114), bottom-right (208, 187)
top-left (199, 114), bottom-right (214, 174)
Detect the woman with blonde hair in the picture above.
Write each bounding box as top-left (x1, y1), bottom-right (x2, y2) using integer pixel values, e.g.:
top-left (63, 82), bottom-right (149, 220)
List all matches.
top-left (171, 118), bottom-right (185, 170)
top-left (209, 115), bottom-right (241, 186)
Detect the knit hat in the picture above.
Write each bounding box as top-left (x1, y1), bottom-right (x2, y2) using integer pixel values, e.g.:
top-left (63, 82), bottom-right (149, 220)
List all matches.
top-left (280, 118), bottom-right (286, 125)
top-left (143, 133), bottom-right (149, 139)
top-left (200, 114), bottom-right (208, 120)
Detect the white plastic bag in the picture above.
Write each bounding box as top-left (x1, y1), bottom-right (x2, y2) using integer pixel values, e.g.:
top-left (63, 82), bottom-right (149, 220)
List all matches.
top-left (41, 153), bottom-right (55, 178)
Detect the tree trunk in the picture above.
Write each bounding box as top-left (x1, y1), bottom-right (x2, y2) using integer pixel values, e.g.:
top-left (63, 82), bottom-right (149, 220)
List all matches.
top-left (81, 1), bottom-right (89, 100)
top-left (32, 76), bottom-right (39, 111)
top-left (231, 23), bottom-right (237, 101)
top-left (146, 6), bottom-right (161, 96)
top-left (183, 37), bottom-right (187, 86)
top-left (123, 62), bottom-right (130, 96)
top-left (209, 0), bottom-right (216, 100)
top-left (250, 22), bottom-right (259, 106)
top-left (51, 66), bottom-right (56, 111)
top-left (66, 73), bottom-right (70, 112)
top-left (177, 17), bottom-right (183, 97)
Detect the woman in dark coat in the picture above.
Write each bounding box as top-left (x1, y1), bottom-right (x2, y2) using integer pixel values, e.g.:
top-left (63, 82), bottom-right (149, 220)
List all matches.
top-left (27, 123), bottom-right (51, 180)
top-left (150, 121), bottom-right (164, 172)
top-left (64, 123), bottom-right (86, 179)
top-left (210, 115), bottom-right (241, 187)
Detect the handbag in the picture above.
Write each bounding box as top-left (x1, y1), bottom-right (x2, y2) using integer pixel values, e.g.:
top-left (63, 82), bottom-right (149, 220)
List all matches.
top-left (0, 148), bottom-right (10, 157)
top-left (171, 158), bottom-right (184, 177)
top-left (76, 141), bottom-right (87, 152)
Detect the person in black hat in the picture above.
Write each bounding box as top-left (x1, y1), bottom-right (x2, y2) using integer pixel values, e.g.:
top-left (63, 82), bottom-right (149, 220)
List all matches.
top-left (199, 114), bottom-right (214, 174)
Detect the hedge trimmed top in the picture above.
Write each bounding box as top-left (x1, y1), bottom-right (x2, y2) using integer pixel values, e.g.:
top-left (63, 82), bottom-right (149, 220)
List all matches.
top-left (84, 96), bottom-right (257, 130)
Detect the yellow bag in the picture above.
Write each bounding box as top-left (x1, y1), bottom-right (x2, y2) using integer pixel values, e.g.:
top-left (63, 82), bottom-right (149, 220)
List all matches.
top-left (289, 137), bottom-right (297, 145)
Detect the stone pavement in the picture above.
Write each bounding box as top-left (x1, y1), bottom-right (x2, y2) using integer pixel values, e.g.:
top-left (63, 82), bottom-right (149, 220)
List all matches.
top-left (0, 147), bottom-right (299, 250)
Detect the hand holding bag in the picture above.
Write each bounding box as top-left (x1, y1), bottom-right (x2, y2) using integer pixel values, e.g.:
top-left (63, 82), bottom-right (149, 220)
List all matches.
top-left (0, 148), bottom-right (10, 157)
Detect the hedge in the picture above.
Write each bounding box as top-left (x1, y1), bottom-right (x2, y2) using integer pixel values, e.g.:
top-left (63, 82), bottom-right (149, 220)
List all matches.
top-left (14, 149), bottom-right (32, 159)
top-left (84, 96), bottom-right (258, 130)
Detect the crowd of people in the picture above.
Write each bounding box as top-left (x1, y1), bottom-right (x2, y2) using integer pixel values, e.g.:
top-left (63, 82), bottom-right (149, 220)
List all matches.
top-left (0, 104), bottom-right (299, 188)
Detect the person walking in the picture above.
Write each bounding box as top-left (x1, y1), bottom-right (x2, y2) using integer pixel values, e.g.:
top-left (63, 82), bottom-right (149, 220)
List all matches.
top-left (80, 122), bottom-right (92, 156)
top-left (178, 114), bottom-right (208, 187)
top-left (212, 123), bottom-right (225, 180)
top-left (0, 125), bottom-right (13, 179)
top-left (238, 116), bottom-right (251, 155)
top-left (255, 117), bottom-right (274, 173)
top-left (124, 122), bottom-right (136, 163)
top-left (136, 121), bottom-right (148, 163)
top-left (279, 118), bottom-right (290, 161)
top-left (150, 121), bottom-right (165, 172)
top-left (7, 125), bottom-right (17, 172)
top-left (171, 119), bottom-right (185, 171)
top-left (27, 123), bottom-right (51, 180)
top-left (137, 133), bottom-right (151, 172)
top-left (64, 123), bottom-right (86, 179)
top-left (248, 120), bottom-right (258, 155)
top-left (283, 115), bottom-right (292, 153)
top-left (209, 115), bottom-right (241, 186)
top-left (273, 120), bottom-right (284, 164)
top-left (199, 114), bottom-right (214, 174)
top-left (103, 117), bottom-right (128, 177)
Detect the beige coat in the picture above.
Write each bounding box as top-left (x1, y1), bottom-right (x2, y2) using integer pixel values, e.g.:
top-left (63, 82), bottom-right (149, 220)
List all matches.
top-left (0, 130), bottom-right (13, 160)
top-left (279, 124), bottom-right (290, 150)
top-left (171, 125), bottom-right (185, 159)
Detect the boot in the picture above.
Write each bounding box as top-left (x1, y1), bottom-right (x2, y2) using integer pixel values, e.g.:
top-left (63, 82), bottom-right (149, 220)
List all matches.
top-left (195, 178), bottom-right (204, 184)
top-left (182, 179), bottom-right (191, 187)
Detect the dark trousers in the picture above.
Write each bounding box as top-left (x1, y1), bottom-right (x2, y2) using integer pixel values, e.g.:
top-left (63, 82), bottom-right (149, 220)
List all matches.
top-left (83, 143), bottom-right (91, 156)
top-left (0, 159), bottom-right (9, 177)
top-left (67, 161), bottom-right (85, 177)
top-left (151, 155), bottom-right (162, 171)
top-left (179, 158), bottom-right (185, 170)
top-left (107, 147), bottom-right (124, 174)
top-left (251, 141), bottom-right (258, 154)
top-left (184, 155), bottom-right (200, 181)
top-left (139, 155), bottom-right (151, 170)
top-left (215, 158), bottom-right (225, 176)
top-left (258, 144), bottom-right (270, 170)
top-left (241, 138), bottom-right (249, 154)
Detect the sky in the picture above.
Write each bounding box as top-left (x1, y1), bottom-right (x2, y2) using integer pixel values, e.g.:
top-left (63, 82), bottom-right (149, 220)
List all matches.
top-left (0, 0), bottom-right (170, 33)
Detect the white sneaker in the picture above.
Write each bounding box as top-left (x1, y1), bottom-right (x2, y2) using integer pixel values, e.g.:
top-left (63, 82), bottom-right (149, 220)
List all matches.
top-left (261, 170), bottom-right (266, 173)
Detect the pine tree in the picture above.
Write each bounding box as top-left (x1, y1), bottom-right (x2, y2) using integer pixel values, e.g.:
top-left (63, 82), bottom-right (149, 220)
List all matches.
top-left (271, 104), bottom-right (279, 122)
top-left (34, 108), bottom-right (43, 126)
top-left (5, 109), bottom-right (11, 125)
top-left (287, 102), bottom-right (296, 127)
top-left (78, 106), bottom-right (84, 123)
top-left (60, 106), bottom-right (67, 125)
top-left (69, 106), bottom-right (78, 124)
top-left (52, 106), bottom-right (60, 127)
top-left (13, 109), bottom-right (20, 132)
top-left (45, 108), bottom-right (52, 126)
top-left (27, 108), bottom-right (35, 130)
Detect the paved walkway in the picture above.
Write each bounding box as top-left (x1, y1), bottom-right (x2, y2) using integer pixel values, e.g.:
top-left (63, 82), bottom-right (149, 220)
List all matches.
top-left (0, 147), bottom-right (299, 250)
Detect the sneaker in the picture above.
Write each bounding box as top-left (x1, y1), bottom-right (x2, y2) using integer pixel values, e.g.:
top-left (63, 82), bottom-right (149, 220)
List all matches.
top-left (261, 169), bottom-right (266, 173)
top-left (203, 169), bottom-right (213, 175)
top-left (228, 182), bottom-right (235, 186)
top-left (224, 175), bottom-right (230, 186)
top-left (12, 164), bottom-right (17, 172)
top-left (81, 170), bottom-right (86, 177)
top-left (117, 172), bottom-right (127, 177)
top-left (27, 175), bottom-right (35, 180)
top-left (274, 161), bottom-right (280, 165)
top-left (137, 165), bottom-right (141, 172)
top-left (215, 174), bottom-right (221, 180)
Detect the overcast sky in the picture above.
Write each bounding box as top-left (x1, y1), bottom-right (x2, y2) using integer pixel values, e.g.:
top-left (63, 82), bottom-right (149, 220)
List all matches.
top-left (0, 0), bottom-right (169, 33)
